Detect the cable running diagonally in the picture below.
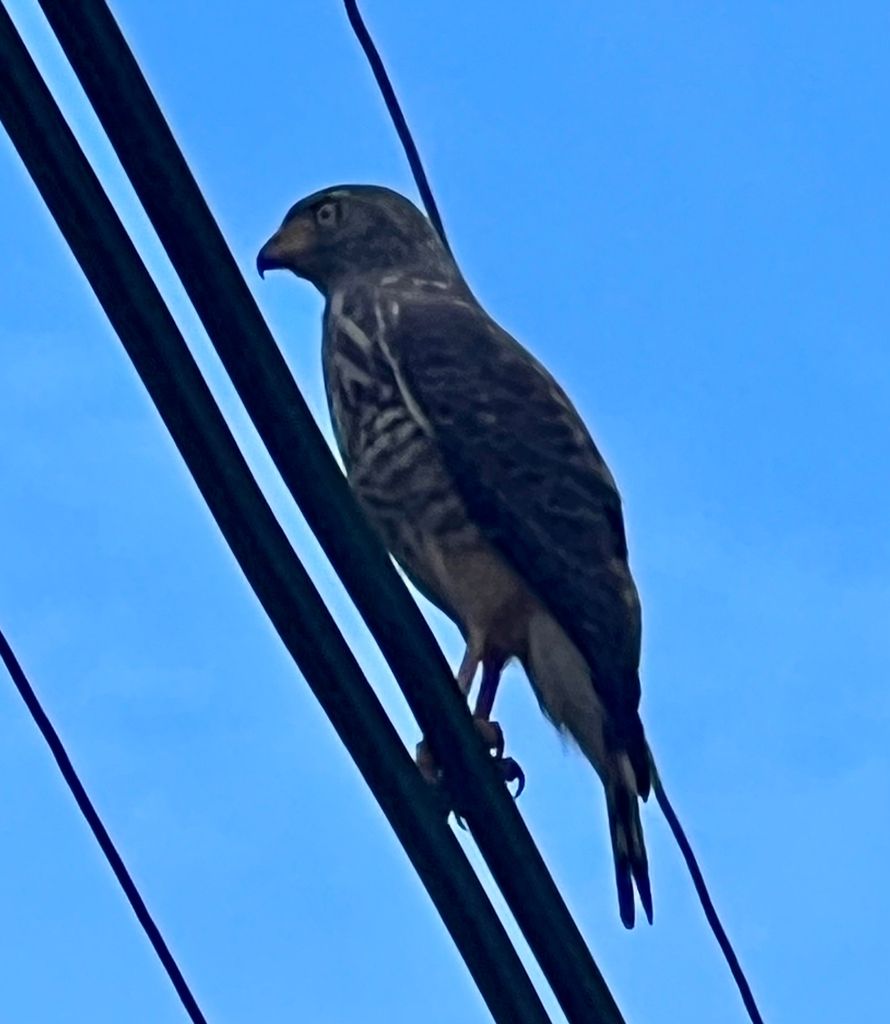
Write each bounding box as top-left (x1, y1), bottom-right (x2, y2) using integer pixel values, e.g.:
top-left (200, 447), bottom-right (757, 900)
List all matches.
top-left (343, 0), bottom-right (450, 253)
top-left (0, 626), bottom-right (208, 1024)
top-left (650, 760), bottom-right (765, 1024)
top-left (342, 4), bottom-right (766, 1022)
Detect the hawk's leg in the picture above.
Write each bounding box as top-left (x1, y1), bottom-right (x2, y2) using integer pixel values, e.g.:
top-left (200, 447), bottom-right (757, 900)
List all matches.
top-left (473, 656), bottom-right (505, 756)
top-left (415, 650), bottom-right (524, 799)
top-left (474, 656), bottom-right (525, 797)
top-left (457, 645), bottom-right (481, 696)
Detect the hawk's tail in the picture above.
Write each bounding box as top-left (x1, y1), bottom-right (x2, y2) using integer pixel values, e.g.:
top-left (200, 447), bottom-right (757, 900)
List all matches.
top-left (522, 610), bottom-right (652, 926)
top-left (606, 756), bottom-right (652, 929)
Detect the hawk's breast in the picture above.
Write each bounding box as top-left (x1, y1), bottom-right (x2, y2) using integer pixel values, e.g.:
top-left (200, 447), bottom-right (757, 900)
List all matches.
top-left (322, 282), bottom-right (483, 621)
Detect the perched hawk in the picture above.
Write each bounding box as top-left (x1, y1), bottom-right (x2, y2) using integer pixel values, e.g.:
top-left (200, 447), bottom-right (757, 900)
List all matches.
top-left (258, 185), bottom-right (652, 927)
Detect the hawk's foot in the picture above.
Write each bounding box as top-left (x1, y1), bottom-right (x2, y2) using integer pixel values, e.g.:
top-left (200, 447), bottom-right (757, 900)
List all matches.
top-left (473, 717), bottom-right (525, 796)
top-left (415, 718), bottom-right (525, 814)
top-left (499, 755), bottom-right (526, 798)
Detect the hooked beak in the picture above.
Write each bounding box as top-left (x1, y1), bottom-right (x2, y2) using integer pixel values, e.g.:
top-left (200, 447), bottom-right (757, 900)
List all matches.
top-left (256, 234), bottom-right (287, 279)
top-left (256, 218), bottom-right (316, 279)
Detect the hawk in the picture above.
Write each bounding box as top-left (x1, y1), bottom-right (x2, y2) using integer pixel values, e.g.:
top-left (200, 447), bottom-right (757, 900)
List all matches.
top-left (257, 185), bottom-right (652, 927)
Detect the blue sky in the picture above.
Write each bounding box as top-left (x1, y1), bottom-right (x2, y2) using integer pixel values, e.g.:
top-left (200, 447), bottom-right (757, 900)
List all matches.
top-left (1, 2), bottom-right (887, 1021)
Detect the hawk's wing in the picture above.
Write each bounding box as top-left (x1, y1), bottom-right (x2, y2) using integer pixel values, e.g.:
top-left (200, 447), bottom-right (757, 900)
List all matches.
top-left (388, 293), bottom-right (643, 738)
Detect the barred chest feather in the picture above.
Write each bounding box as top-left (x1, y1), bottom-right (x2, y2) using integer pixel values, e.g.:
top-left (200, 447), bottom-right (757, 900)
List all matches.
top-left (321, 279), bottom-right (555, 662)
top-left (321, 280), bottom-right (479, 596)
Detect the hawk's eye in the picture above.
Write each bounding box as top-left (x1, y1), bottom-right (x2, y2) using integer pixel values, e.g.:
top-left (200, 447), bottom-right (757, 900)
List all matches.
top-left (315, 201), bottom-right (338, 227)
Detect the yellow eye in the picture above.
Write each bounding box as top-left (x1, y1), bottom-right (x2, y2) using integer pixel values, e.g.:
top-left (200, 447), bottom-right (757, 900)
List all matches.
top-left (315, 202), bottom-right (338, 226)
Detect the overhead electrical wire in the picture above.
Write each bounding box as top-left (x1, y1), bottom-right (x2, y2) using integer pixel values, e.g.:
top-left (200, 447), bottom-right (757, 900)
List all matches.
top-left (28, 0), bottom-right (627, 1021)
top-left (0, 9), bottom-right (554, 1023)
top-left (649, 761), bottom-right (765, 1024)
top-left (340, 2), bottom-right (766, 1020)
top-left (340, 3), bottom-right (766, 1021)
top-left (0, 625), bottom-right (208, 1024)
top-left (343, 0), bottom-right (450, 254)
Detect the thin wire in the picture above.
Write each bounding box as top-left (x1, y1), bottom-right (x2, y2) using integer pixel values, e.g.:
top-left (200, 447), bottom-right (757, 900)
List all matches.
top-left (649, 754), bottom-right (765, 1024)
top-left (343, 0), bottom-right (450, 254)
top-left (346, 5), bottom-right (767, 1022)
top-left (0, 626), bottom-right (208, 1024)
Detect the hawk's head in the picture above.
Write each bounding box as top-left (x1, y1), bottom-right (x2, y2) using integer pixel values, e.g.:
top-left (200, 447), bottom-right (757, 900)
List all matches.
top-left (257, 185), bottom-right (453, 294)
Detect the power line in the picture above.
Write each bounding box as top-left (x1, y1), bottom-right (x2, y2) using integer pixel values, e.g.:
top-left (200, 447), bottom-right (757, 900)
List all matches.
top-left (650, 759), bottom-right (765, 1024)
top-left (343, 0), bottom-right (450, 253)
top-left (340, 4), bottom-right (766, 1022)
top-left (0, 8), bottom-right (552, 1022)
top-left (30, 0), bottom-right (627, 1020)
top-left (0, 624), bottom-right (208, 1024)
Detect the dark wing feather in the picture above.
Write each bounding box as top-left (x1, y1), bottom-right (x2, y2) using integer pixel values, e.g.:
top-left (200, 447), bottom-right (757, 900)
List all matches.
top-left (389, 294), bottom-right (645, 754)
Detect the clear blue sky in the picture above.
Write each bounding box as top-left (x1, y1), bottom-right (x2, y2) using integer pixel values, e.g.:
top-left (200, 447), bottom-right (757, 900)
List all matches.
top-left (1, 2), bottom-right (887, 1022)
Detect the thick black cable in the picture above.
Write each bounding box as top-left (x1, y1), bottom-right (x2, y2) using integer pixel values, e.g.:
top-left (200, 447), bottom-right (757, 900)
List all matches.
top-left (343, 0), bottom-right (450, 253)
top-left (0, 626), bottom-right (208, 1024)
top-left (0, 10), bottom-right (552, 1023)
top-left (649, 757), bottom-right (765, 1024)
top-left (30, 1), bottom-right (624, 1021)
